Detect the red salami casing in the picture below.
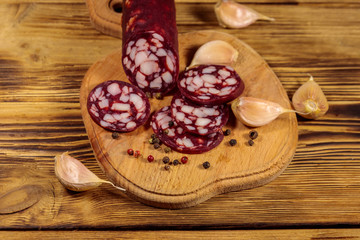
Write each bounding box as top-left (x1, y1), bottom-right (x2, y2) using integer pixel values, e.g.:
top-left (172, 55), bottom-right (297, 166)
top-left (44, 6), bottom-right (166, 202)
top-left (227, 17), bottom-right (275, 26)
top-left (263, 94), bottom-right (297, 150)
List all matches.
top-left (122, 0), bottom-right (179, 96)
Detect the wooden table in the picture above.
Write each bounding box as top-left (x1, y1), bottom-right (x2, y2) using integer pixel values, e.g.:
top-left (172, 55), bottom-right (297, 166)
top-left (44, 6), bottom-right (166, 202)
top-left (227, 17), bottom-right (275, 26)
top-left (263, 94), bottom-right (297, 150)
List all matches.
top-left (0, 0), bottom-right (359, 239)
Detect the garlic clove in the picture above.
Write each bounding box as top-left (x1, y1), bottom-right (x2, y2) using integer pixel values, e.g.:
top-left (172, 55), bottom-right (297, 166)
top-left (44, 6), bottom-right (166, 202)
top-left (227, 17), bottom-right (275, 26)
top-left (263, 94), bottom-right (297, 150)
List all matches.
top-left (231, 97), bottom-right (294, 127)
top-left (55, 152), bottom-right (125, 192)
top-left (189, 40), bottom-right (239, 68)
top-left (292, 75), bottom-right (329, 119)
top-left (214, 0), bottom-right (274, 29)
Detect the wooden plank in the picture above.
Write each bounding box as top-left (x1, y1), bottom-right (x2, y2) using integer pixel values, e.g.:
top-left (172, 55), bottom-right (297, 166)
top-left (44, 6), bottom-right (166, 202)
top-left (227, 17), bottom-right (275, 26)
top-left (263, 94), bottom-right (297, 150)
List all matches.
top-left (1, 229), bottom-right (360, 239)
top-left (0, 0), bottom-right (359, 230)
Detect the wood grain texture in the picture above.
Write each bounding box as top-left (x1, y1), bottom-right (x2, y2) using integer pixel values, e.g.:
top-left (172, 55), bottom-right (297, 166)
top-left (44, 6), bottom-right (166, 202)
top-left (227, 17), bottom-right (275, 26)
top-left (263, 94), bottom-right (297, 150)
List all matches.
top-left (2, 229), bottom-right (360, 240)
top-left (80, 30), bottom-right (298, 209)
top-left (0, 0), bottom-right (359, 234)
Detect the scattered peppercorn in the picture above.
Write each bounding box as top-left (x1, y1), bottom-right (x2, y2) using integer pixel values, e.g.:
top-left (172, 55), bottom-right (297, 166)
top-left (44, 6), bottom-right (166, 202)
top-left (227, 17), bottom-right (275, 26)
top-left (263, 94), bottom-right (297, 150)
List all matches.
top-left (153, 138), bottom-right (160, 144)
top-left (248, 139), bottom-right (254, 146)
top-left (162, 156), bottom-right (170, 164)
top-left (168, 120), bottom-right (174, 127)
top-left (127, 149), bottom-right (134, 155)
top-left (223, 129), bottom-right (231, 136)
top-left (112, 132), bottom-right (119, 139)
top-left (153, 143), bottom-right (160, 149)
top-left (173, 159), bottom-right (180, 166)
top-left (164, 165), bottom-right (170, 171)
top-left (151, 134), bottom-right (156, 139)
top-left (181, 156), bottom-right (188, 164)
top-left (145, 92), bottom-right (152, 99)
top-left (164, 147), bottom-right (172, 153)
top-left (147, 155), bottom-right (154, 162)
top-left (155, 92), bottom-right (163, 100)
top-left (249, 130), bottom-right (258, 140)
top-left (203, 161), bottom-right (210, 169)
top-left (134, 150), bottom-right (141, 158)
top-left (229, 139), bottom-right (237, 146)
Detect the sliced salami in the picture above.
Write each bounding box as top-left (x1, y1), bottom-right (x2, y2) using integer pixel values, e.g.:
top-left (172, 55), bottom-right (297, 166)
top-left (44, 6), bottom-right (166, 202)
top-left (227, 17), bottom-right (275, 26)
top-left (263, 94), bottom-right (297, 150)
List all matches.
top-left (178, 65), bottom-right (245, 105)
top-left (122, 0), bottom-right (179, 96)
top-left (170, 92), bottom-right (229, 135)
top-left (87, 80), bottom-right (150, 132)
top-left (151, 106), bottom-right (224, 154)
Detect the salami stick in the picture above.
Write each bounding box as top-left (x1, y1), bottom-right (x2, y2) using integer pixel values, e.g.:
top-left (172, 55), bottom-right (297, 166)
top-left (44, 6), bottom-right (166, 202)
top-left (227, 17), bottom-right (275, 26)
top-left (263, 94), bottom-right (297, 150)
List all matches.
top-left (122, 0), bottom-right (179, 97)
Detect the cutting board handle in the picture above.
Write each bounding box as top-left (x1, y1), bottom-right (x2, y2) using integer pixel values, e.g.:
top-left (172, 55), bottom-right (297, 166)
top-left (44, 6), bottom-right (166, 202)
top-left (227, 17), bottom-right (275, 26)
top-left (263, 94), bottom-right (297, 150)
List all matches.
top-left (85, 0), bottom-right (123, 38)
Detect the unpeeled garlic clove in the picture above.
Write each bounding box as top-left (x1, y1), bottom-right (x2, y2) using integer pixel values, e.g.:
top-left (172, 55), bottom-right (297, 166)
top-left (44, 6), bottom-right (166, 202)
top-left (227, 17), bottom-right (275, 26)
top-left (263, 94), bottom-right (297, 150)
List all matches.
top-left (292, 75), bottom-right (329, 119)
top-left (189, 40), bottom-right (239, 68)
top-left (214, 0), bottom-right (274, 29)
top-left (231, 97), bottom-right (294, 127)
top-left (54, 152), bottom-right (125, 192)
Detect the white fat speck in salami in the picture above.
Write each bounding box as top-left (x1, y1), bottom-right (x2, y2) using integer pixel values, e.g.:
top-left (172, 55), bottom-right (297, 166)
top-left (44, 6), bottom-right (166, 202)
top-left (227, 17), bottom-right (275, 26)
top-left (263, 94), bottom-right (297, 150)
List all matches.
top-left (177, 64), bottom-right (244, 105)
top-left (151, 107), bottom-right (224, 154)
top-left (170, 92), bottom-right (229, 135)
top-left (87, 80), bottom-right (150, 132)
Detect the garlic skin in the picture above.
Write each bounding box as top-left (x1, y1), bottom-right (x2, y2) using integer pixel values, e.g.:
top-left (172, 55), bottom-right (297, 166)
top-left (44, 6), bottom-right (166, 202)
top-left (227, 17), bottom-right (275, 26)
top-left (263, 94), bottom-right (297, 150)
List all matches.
top-left (214, 0), bottom-right (274, 29)
top-left (231, 97), bottom-right (294, 127)
top-left (292, 75), bottom-right (329, 119)
top-left (189, 40), bottom-right (239, 68)
top-left (55, 152), bottom-right (125, 192)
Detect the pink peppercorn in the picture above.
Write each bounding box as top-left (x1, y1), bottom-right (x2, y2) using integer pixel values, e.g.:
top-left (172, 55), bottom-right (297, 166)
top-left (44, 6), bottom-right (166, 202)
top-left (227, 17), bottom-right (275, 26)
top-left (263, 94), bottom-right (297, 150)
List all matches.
top-left (147, 155), bottom-right (154, 162)
top-left (181, 156), bottom-right (188, 164)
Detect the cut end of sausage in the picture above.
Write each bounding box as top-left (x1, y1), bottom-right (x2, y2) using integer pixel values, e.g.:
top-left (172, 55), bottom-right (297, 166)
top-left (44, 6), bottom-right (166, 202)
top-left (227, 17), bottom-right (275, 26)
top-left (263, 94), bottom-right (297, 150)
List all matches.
top-left (122, 31), bottom-right (179, 96)
top-left (171, 92), bottom-right (229, 135)
top-left (151, 106), bottom-right (224, 154)
top-left (178, 65), bottom-right (244, 105)
top-left (87, 80), bottom-right (151, 132)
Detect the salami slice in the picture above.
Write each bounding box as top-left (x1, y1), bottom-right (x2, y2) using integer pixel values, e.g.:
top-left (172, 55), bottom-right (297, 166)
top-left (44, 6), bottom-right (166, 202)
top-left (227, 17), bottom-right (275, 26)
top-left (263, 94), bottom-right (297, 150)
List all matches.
top-left (170, 93), bottom-right (229, 135)
top-left (87, 80), bottom-right (150, 132)
top-left (151, 106), bottom-right (224, 154)
top-left (178, 65), bottom-right (245, 105)
top-left (122, 0), bottom-right (179, 96)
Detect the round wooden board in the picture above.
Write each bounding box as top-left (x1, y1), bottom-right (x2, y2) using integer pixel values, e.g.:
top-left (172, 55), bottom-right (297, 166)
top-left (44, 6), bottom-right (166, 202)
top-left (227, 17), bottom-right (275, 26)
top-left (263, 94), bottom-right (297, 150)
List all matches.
top-left (80, 30), bottom-right (298, 209)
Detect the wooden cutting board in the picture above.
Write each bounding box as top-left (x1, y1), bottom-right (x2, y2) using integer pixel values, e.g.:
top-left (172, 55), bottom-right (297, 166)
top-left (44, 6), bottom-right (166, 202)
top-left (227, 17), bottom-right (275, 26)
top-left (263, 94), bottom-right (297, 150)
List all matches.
top-left (80, 30), bottom-right (298, 209)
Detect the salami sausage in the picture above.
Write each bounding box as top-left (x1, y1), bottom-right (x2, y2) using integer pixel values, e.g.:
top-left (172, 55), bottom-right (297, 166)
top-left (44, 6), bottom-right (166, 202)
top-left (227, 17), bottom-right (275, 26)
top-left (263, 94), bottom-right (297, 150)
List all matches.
top-left (122, 0), bottom-right (179, 97)
top-left (151, 106), bottom-right (224, 154)
top-left (178, 65), bottom-right (244, 105)
top-left (87, 80), bottom-right (150, 132)
top-left (170, 92), bottom-right (229, 135)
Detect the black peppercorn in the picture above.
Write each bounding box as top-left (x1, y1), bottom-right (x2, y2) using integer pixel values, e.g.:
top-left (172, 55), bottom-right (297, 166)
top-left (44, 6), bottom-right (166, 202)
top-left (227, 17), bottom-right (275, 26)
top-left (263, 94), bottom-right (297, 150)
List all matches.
top-left (112, 132), bottom-right (119, 139)
top-left (248, 139), bottom-right (254, 146)
top-left (153, 138), bottom-right (160, 144)
top-left (145, 92), bottom-right (152, 98)
top-left (154, 143), bottom-right (160, 149)
top-left (168, 120), bottom-right (174, 127)
top-left (173, 159), bottom-right (180, 166)
top-left (229, 139), bottom-right (237, 146)
top-left (224, 129), bottom-right (231, 136)
top-left (155, 92), bottom-right (163, 100)
top-left (249, 130), bottom-right (258, 140)
top-left (203, 161), bottom-right (210, 169)
top-left (164, 165), bottom-right (170, 171)
top-left (162, 156), bottom-right (170, 164)
top-left (164, 147), bottom-right (171, 153)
